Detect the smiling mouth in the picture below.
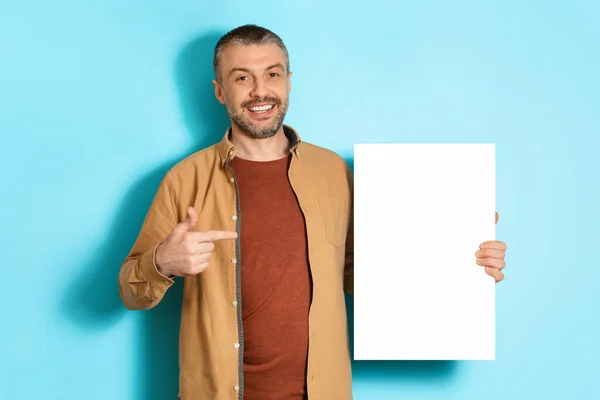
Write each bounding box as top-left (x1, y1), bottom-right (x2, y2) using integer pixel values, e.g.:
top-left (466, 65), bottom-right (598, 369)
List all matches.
top-left (247, 104), bottom-right (275, 114)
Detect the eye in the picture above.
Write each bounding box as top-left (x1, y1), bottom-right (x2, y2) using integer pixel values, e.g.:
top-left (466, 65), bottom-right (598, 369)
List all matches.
top-left (236, 75), bottom-right (249, 82)
top-left (268, 72), bottom-right (280, 78)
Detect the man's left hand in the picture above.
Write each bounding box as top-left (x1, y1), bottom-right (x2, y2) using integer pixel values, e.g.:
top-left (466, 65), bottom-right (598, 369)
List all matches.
top-left (476, 212), bottom-right (507, 283)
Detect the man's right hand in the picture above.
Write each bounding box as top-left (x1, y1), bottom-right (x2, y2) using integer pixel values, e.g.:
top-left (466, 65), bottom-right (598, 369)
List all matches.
top-left (155, 207), bottom-right (238, 277)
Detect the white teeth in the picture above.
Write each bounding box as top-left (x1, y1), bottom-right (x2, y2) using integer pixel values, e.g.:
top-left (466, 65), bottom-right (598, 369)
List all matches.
top-left (249, 104), bottom-right (274, 112)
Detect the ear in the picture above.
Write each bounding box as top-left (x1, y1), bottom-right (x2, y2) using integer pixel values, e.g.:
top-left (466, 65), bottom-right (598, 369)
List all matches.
top-left (212, 79), bottom-right (225, 104)
top-left (288, 71), bottom-right (293, 92)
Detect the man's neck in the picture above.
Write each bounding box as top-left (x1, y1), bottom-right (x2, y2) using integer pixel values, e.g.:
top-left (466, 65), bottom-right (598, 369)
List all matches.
top-left (229, 124), bottom-right (290, 161)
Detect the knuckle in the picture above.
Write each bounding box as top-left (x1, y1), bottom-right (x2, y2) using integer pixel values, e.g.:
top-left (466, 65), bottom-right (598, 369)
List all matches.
top-left (196, 262), bottom-right (209, 273)
top-left (185, 257), bottom-right (195, 269)
top-left (184, 242), bottom-right (195, 254)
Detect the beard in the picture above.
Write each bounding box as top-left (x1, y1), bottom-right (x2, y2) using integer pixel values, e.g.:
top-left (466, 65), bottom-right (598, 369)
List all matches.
top-left (227, 96), bottom-right (289, 139)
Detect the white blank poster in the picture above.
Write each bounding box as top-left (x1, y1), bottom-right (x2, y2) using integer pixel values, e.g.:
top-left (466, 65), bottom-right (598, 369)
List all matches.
top-left (353, 143), bottom-right (496, 360)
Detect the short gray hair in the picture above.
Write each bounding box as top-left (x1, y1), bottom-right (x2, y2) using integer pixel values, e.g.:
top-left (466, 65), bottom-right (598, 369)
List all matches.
top-left (213, 24), bottom-right (290, 81)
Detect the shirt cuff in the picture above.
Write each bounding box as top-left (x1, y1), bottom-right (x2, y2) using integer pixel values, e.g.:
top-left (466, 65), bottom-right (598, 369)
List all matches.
top-left (140, 243), bottom-right (175, 288)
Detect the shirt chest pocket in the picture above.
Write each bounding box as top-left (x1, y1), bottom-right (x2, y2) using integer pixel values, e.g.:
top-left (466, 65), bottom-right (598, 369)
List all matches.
top-left (317, 197), bottom-right (348, 249)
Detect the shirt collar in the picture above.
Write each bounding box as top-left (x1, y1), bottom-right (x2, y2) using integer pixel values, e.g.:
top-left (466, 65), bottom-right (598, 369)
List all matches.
top-left (218, 124), bottom-right (302, 166)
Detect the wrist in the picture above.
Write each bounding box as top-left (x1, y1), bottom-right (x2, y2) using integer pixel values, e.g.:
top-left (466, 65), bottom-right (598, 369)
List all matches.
top-left (153, 243), bottom-right (170, 277)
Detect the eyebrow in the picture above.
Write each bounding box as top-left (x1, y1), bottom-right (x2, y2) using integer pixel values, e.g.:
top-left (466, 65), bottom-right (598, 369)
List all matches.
top-left (265, 63), bottom-right (285, 71)
top-left (229, 63), bottom-right (285, 77)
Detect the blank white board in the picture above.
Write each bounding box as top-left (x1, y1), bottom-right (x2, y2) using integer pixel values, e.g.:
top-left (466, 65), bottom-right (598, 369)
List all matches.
top-left (353, 143), bottom-right (496, 360)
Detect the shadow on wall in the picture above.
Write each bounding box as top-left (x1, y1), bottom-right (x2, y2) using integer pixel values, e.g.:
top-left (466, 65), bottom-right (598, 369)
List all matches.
top-left (61, 31), bottom-right (230, 400)
top-left (343, 158), bottom-right (458, 384)
top-left (138, 31), bottom-right (231, 400)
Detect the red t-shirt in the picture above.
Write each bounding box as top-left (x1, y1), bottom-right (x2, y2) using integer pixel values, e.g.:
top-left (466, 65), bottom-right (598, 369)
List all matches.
top-left (229, 154), bottom-right (312, 400)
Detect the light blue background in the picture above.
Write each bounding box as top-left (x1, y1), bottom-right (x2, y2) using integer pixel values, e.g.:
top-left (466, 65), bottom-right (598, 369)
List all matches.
top-left (1, 1), bottom-right (599, 399)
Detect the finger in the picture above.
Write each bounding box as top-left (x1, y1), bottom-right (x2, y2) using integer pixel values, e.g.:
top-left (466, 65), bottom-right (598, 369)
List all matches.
top-left (182, 254), bottom-right (211, 274)
top-left (479, 240), bottom-right (507, 251)
top-left (193, 241), bottom-right (215, 254)
top-left (495, 211), bottom-right (499, 224)
top-left (191, 252), bottom-right (212, 265)
top-left (475, 249), bottom-right (505, 260)
top-left (190, 230), bottom-right (238, 242)
top-left (477, 257), bottom-right (506, 270)
top-left (184, 261), bottom-right (210, 276)
top-left (174, 207), bottom-right (199, 233)
top-left (485, 267), bottom-right (504, 283)
top-left (194, 262), bottom-right (210, 273)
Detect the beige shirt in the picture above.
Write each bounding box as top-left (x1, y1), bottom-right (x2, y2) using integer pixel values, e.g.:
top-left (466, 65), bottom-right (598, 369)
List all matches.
top-left (118, 125), bottom-right (354, 400)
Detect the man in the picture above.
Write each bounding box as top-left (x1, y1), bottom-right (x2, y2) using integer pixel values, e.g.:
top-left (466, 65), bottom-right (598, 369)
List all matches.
top-left (118, 24), bottom-right (508, 400)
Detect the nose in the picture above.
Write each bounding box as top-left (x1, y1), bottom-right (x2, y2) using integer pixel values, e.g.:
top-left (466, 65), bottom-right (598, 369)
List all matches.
top-left (249, 76), bottom-right (269, 99)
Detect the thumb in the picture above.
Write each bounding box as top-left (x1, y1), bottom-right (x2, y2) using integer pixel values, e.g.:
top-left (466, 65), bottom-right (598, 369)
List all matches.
top-left (495, 211), bottom-right (499, 224)
top-left (174, 207), bottom-right (198, 233)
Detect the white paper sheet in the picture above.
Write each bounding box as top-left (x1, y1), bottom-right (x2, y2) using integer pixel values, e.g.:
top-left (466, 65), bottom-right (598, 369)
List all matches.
top-left (353, 143), bottom-right (496, 360)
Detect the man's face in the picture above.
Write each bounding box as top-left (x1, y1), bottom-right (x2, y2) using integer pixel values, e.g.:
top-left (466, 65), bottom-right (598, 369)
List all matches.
top-left (213, 43), bottom-right (291, 139)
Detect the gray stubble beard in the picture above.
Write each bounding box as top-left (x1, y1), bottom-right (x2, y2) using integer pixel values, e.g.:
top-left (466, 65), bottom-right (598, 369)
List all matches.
top-left (228, 98), bottom-right (289, 140)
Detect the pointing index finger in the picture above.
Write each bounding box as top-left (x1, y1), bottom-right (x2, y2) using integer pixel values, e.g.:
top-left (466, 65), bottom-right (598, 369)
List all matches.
top-left (193, 230), bottom-right (238, 242)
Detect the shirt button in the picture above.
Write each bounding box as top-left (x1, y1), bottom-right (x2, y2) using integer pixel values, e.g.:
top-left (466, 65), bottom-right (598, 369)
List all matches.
top-left (232, 300), bottom-right (238, 306)
top-left (234, 343), bottom-right (240, 349)
top-left (231, 258), bottom-right (237, 264)
top-left (230, 177), bottom-right (234, 183)
top-left (232, 215), bottom-right (237, 221)
top-left (234, 385), bottom-right (240, 391)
